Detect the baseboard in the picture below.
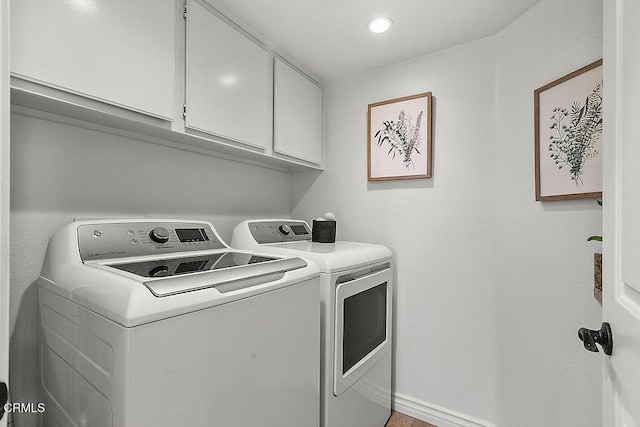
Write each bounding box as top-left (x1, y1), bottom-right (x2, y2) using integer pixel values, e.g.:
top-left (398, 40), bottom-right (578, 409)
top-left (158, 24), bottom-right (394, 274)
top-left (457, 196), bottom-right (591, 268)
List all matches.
top-left (392, 392), bottom-right (496, 427)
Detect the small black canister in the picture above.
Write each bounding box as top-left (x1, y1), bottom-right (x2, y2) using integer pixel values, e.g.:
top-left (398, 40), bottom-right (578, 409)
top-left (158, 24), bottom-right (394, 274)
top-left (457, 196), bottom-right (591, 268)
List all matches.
top-left (312, 220), bottom-right (336, 243)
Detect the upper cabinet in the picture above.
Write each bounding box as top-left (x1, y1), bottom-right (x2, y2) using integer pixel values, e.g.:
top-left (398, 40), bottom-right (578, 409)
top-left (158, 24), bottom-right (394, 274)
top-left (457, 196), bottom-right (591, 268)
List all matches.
top-left (185, 0), bottom-right (270, 150)
top-left (9, 0), bottom-right (322, 170)
top-left (274, 58), bottom-right (322, 165)
top-left (10, 0), bottom-right (176, 120)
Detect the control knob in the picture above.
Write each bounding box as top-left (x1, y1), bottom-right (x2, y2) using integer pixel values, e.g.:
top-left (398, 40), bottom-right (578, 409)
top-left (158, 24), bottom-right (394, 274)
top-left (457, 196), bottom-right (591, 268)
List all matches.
top-left (149, 227), bottom-right (170, 244)
top-left (149, 265), bottom-right (169, 277)
top-left (279, 224), bottom-right (291, 235)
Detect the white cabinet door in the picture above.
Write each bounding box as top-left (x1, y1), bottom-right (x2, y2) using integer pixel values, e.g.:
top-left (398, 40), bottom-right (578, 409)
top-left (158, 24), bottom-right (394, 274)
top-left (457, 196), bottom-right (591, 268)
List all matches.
top-left (274, 58), bottom-right (322, 164)
top-left (10, 0), bottom-right (175, 120)
top-left (602, 1), bottom-right (640, 425)
top-left (185, 0), bottom-right (270, 150)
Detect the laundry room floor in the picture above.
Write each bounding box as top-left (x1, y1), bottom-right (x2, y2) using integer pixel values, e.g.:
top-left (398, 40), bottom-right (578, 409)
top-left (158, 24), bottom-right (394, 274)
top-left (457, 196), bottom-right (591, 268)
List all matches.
top-left (386, 411), bottom-right (437, 427)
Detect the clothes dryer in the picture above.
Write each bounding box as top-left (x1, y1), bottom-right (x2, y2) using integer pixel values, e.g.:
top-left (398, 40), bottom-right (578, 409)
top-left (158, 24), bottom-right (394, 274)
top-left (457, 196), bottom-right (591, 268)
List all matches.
top-left (39, 219), bottom-right (320, 427)
top-left (232, 219), bottom-right (393, 427)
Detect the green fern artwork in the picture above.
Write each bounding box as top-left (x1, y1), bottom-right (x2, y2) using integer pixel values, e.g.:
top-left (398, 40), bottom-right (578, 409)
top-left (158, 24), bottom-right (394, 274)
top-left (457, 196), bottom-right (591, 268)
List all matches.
top-left (373, 110), bottom-right (424, 169)
top-left (548, 82), bottom-right (603, 185)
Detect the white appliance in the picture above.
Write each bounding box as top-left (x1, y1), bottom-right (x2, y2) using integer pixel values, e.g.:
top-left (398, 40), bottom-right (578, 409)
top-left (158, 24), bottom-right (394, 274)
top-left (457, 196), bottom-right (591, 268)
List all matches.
top-left (38, 219), bottom-right (321, 427)
top-left (232, 219), bottom-right (393, 427)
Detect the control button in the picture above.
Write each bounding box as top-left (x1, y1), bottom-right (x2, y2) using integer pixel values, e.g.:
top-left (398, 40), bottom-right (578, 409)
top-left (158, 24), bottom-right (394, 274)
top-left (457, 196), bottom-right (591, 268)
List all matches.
top-left (279, 224), bottom-right (291, 235)
top-left (131, 239), bottom-right (138, 245)
top-left (127, 230), bottom-right (135, 236)
top-left (149, 227), bottom-right (170, 244)
top-left (92, 230), bottom-right (103, 238)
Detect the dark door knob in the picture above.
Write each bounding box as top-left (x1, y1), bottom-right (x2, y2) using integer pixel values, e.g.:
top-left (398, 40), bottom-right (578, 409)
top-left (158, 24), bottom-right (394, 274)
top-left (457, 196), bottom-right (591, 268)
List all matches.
top-left (578, 322), bottom-right (613, 355)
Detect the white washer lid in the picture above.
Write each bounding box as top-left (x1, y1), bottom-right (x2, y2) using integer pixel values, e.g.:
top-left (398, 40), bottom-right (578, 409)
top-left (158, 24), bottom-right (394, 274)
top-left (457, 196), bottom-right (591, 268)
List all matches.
top-left (38, 219), bottom-right (321, 327)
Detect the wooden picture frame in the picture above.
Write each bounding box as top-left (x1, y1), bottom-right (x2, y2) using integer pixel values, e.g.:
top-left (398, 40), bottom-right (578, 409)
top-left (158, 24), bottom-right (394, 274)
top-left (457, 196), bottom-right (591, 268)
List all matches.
top-left (534, 59), bottom-right (603, 201)
top-left (368, 92), bottom-right (432, 181)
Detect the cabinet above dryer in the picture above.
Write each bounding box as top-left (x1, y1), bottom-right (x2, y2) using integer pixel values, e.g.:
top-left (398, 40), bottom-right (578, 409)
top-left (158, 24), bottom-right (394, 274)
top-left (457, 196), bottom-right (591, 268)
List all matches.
top-left (274, 58), bottom-right (323, 165)
top-left (184, 0), bottom-right (271, 151)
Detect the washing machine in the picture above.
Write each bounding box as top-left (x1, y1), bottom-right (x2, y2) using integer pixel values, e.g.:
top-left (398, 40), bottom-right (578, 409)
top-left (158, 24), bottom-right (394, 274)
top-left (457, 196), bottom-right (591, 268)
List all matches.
top-left (232, 219), bottom-right (393, 427)
top-left (38, 219), bottom-right (321, 427)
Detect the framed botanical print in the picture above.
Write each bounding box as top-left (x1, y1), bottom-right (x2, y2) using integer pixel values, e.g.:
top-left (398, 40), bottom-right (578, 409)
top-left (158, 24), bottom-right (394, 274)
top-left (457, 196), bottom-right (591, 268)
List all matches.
top-left (368, 92), bottom-right (432, 181)
top-left (534, 59), bottom-right (603, 201)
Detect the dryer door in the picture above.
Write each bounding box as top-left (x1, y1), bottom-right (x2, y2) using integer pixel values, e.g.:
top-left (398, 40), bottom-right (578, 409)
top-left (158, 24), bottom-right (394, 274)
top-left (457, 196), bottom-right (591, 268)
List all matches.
top-left (334, 267), bottom-right (392, 396)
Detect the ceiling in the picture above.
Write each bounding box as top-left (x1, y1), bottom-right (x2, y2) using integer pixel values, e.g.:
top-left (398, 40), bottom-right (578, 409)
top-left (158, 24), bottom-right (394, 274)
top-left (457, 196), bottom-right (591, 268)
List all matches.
top-left (211, 0), bottom-right (543, 82)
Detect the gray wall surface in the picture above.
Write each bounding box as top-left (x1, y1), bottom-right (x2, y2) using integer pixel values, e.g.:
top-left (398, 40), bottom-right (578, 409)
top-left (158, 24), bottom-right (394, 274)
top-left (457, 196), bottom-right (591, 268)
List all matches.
top-left (291, 0), bottom-right (603, 425)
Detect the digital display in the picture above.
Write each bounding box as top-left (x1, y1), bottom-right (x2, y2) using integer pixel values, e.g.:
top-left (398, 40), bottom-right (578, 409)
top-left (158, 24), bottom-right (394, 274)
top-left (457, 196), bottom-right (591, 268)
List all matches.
top-left (291, 225), bottom-right (309, 235)
top-left (176, 228), bottom-right (205, 242)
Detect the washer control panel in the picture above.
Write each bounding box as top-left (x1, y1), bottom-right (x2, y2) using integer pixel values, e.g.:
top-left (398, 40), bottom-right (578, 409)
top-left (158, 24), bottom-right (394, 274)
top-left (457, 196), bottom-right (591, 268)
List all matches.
top-left (78, 221), bottom-right (225, 261)
top-left (248, 220), bottom-right (311, 244)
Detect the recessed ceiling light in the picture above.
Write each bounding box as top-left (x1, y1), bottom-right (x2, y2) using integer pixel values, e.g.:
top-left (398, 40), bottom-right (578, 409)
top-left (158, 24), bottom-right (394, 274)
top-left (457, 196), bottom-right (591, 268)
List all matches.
top-left (367, 17), bottom-right (393, 34)
top-left (218, 73), bottom-right (239, 87)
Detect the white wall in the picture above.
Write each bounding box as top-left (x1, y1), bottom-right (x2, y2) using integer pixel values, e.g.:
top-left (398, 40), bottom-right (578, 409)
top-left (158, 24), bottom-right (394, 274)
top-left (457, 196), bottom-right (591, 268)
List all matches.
top-left (9, 112), bottom-right (290, 426)
top-left (492, 1), bottom-right (603, 425)
top-left (0, 2), bottom-right (9, 427)
top-left (291, 0), bottom-right (603, 425)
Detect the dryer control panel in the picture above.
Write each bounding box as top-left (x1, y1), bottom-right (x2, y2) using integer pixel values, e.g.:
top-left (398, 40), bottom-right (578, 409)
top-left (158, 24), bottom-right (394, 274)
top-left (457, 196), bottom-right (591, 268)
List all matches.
top-left (78, 221), bottom-right (226, 261)
top-left (248, 220), bottom-right (312, 244)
